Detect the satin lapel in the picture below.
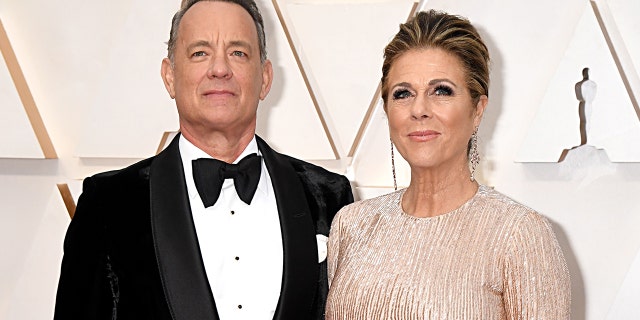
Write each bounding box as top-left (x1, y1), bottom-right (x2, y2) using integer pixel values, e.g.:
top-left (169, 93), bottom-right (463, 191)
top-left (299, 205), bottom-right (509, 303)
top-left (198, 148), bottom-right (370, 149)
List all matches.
top-left (257, 136), bottom-right (318, 320)
top-left (150, 134), bottom-right (220, 320)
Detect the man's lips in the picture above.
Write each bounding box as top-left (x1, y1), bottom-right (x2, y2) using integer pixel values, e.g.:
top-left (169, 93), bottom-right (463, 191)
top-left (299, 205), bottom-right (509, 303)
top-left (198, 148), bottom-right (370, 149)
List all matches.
top-left (202, 89), bottom-right (235, 97)
top-left (407, 130), bottom-right (440, 141)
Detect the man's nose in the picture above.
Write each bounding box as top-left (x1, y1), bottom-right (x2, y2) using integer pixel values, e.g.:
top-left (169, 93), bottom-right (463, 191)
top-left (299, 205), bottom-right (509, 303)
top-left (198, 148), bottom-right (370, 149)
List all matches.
top-left (207, 54), bottom-right (232, 79)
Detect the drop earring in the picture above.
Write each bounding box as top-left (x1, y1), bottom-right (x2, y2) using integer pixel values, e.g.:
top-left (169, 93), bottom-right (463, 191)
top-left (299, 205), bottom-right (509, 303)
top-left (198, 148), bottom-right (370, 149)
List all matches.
top-left (469, 127), bottom-right (479, 182)
top-left (391, 139), bottom-right (397, 191)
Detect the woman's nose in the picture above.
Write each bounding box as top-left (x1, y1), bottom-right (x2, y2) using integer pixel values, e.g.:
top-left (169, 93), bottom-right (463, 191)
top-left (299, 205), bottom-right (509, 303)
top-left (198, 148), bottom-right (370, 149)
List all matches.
top-left (411, 97), bottom-right (431, 119)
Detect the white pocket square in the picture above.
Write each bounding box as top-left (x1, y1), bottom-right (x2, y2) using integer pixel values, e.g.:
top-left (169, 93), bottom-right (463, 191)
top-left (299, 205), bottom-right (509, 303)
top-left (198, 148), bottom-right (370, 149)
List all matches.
top-left (316, 234), bottom-right (328, 263)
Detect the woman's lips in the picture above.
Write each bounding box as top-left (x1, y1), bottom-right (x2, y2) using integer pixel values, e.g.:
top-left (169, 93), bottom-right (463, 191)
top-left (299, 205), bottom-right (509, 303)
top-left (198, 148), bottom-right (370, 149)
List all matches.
top-left (408, 130), bottom-right (440, 142)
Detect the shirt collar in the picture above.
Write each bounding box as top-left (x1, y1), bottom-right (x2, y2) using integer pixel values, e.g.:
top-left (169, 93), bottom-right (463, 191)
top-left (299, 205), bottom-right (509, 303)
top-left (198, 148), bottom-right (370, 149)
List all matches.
top-left (179, 134), bottom-right (268, 202)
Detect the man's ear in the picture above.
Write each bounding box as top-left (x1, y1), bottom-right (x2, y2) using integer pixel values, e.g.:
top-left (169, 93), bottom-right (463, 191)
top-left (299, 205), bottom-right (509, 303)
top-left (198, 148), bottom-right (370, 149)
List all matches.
top-left (259, 59), bottom-right (273, 100)
top-left (161, 58), bottom-right (176, 99)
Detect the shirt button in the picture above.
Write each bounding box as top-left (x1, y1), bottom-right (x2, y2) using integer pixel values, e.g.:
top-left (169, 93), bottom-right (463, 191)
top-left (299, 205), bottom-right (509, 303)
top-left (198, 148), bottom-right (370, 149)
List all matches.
top-left (238, 305), bottom-right (243, 309)
top-left (235, 256), bottom-right (240, 261)
top-left (231, 210), bottom-right (235, 215)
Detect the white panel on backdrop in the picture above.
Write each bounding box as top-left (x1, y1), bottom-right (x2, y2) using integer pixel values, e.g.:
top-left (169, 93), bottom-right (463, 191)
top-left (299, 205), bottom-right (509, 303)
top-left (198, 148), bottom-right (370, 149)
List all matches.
top-left (351, 100), bottom-right (411, 188)
top-left (355, 186), bottom-right (396, 202)
top-left (1, 186), bottom-right (68, 320)
top-left (281, 0), bottom-right (415, 157)
top-left (0, 49), bottom-right (43, 158)
top-left (76, 0), bottom-right (180, 158)
top-left (607, 0), bottom-right (640, 87)
top-left (516, 2), bottom-right (640, 162)
top-left (65, 179), bottom-right (84, 204)
top-left (520, 167), bottom-right (640, 320)
top-left (3, 0), bottom-right (640, 319)
top-left (607, 248), bottom-right (640, 320)
top-left (0, 174), bottom-right (61, 317)
top-left (254, 0), bottom-right (336, 160)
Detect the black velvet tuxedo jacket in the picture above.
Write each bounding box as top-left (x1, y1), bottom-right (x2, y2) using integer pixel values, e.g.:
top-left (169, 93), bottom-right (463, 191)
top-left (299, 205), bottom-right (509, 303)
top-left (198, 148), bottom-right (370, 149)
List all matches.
top-left (54, 134), bottom-right (354, 320)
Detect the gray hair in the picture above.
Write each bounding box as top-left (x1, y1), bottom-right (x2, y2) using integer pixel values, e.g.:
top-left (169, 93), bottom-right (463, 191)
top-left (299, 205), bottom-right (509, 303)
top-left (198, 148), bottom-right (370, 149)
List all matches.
top-left (166, 0), bottom-right (267, 63)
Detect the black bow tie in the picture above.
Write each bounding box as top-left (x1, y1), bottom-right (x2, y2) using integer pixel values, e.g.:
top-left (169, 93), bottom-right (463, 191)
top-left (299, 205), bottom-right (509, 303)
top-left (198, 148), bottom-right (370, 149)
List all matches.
top-left (192, 153), bottom-right (262, 207)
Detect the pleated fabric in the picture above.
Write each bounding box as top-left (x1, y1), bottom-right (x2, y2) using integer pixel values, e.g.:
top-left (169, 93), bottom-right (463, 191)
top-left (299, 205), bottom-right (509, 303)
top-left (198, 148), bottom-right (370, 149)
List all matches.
top-left (326, 185), bottom-right (570, 320)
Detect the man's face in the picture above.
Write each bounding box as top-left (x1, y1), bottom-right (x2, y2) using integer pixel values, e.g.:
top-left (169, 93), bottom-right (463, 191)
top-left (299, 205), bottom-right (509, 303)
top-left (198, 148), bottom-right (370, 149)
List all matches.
top-left (161, 1), bottom-right (272, 138)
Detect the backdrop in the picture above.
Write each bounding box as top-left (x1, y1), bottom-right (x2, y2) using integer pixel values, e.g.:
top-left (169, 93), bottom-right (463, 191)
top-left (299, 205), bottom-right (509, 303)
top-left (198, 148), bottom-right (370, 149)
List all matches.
top-left (1, 0), bottom-right (639, 319)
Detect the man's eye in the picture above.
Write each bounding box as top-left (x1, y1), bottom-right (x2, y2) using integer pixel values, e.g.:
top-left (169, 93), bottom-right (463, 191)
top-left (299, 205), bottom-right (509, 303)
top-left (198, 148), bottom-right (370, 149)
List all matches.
top-left (392, 89), bottom-right (412, 100)
top-left (231, 51), bottom-right (246, 57)
top-left (433, 85), bottom-right (453, 96)
top-left (192, 51), bottom-right (206, 57)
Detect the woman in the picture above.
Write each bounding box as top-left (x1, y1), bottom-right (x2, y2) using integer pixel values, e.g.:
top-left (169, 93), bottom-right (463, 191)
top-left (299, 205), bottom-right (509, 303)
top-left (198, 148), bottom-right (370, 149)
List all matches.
top-left (325, 10), bottom-right (570, 319)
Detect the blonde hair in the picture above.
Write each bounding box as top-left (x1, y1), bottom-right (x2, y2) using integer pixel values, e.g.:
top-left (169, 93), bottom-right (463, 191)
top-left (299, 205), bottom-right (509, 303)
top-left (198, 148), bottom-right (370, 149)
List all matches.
top-left (381, 10), bottom-right (490, 105)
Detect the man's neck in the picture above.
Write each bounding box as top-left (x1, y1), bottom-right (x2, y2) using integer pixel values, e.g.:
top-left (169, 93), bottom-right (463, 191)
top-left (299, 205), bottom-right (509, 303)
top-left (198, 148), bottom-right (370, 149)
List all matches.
top-left (180, 127), bottom-right (255, 163)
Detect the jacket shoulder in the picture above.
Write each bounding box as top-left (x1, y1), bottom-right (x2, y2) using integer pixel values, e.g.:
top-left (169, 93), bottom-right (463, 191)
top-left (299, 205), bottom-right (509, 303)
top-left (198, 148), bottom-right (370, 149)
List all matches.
top-left (285, 155), bottom-right (348, 184)
top-left (283, 155), bottom-right (354, 209)
top-left (90, 157), bottom-right (155, 185)
top-left (77, 157), bottom-right (158, 208)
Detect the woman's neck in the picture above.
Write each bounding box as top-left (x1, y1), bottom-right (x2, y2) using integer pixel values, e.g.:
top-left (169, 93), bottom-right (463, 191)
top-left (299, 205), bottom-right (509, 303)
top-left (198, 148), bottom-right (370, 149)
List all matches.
top-left (401, 166), bottom-right (478, 218)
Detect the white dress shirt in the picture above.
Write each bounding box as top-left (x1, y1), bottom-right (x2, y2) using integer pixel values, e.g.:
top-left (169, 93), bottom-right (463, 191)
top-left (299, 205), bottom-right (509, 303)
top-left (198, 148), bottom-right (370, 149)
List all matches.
top-left (180, 135), bottom-right (283, 320)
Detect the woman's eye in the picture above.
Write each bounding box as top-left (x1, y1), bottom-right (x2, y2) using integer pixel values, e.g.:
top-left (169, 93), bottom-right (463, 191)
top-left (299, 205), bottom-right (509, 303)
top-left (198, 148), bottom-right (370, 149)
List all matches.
top-left (392, 89), bottom-right (412, 100)
top-left (433, 85), bottom-right (453, 96)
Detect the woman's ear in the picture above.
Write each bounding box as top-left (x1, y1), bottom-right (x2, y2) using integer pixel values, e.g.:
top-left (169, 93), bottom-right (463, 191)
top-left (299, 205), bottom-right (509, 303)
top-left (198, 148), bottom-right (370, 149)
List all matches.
top-left (473, 95), bottom-right (488, 127)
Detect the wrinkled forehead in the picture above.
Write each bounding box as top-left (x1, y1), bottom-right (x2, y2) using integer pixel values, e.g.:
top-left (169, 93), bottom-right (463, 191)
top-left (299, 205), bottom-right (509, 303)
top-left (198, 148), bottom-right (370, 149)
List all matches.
top-left (178, 1), bottom-right (259, 44)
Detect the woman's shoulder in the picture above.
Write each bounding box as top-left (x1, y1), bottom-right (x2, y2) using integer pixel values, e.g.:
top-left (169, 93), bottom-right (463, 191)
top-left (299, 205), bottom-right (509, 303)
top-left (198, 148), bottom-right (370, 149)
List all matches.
top-left (335, 189), bottom-right (403, 220)
top-left (475, 185), bottom-right (551, 228)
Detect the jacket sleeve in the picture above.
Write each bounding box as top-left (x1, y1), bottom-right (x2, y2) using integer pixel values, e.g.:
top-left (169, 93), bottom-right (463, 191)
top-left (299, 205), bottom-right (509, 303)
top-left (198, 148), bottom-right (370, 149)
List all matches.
top-left (323, 174), bottom-right (354, 229)
top-left (293, 163), bottom-right (354, 235)
top-left (54, 177), bottom-right (115, 320)
top-left (293, 165), bottom-right (353, 320)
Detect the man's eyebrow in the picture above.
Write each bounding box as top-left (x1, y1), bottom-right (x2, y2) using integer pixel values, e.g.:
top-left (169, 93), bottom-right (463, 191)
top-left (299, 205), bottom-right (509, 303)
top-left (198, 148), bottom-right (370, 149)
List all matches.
top-left (186, 40), bottom-right (212, 52)
top-left (228, 40), bottom-right (253, 50)
top-left (185, 40), bottom-right (253, 52)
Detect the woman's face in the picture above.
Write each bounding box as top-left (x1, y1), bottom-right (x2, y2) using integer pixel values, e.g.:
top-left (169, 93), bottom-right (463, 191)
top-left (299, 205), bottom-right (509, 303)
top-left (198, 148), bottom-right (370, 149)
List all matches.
top-left (384, 48), bottom-right (487, 172)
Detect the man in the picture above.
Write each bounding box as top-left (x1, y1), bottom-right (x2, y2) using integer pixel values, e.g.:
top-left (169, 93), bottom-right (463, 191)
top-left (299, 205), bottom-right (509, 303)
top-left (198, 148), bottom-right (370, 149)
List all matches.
top-left (53, 0), bottom-right (353, 319)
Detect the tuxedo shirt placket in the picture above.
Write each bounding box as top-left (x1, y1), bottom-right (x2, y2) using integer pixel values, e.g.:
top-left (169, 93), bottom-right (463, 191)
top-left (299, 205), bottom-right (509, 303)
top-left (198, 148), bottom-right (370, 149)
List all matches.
top-left (180, 136), bottom-right (283, 320)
